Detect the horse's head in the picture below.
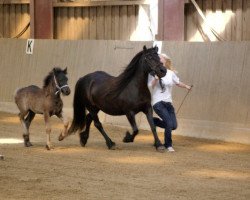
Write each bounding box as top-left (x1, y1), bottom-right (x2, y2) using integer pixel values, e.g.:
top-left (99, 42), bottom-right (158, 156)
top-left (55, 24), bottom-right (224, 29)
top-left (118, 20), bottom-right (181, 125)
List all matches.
top-left (53, 67), bottom-right (71, 96)
top-left (142, 45), bottom-right (166, 78)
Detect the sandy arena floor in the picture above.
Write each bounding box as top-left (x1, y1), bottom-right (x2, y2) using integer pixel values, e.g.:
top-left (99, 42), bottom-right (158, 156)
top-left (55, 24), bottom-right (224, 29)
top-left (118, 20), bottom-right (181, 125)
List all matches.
top-left (0, 112), bottom-right (249, 200)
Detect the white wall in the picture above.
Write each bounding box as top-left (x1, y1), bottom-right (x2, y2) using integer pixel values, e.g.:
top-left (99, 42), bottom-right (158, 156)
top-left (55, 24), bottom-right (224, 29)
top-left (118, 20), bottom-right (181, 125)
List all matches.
top-left (0, 39), bottom-right (249, 144)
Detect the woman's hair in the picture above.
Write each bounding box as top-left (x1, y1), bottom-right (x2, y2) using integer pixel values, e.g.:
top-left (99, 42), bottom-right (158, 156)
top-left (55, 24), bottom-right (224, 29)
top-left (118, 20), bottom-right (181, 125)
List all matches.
top-left (159, 53), bottom-right (177, 73)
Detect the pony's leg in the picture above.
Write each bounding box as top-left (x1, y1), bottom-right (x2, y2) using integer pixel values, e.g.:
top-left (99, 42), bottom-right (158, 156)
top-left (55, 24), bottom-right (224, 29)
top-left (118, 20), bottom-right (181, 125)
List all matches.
top-left (79, 113), bottom-right (92, 147)
top-left (123, 112), bottom-right (139, 143)
top-left (57, 112), bottom-right (69, 141)
top-left (44, 113), bottom-right (53, 150)
top-left (91, 113), bottom-right (116, 150)
top-left (144, 107), bottom-right (165, 152)
top-left (25, 111), bottom-right (35, 129)
top-left (18, 111), bottom-right (32, 147)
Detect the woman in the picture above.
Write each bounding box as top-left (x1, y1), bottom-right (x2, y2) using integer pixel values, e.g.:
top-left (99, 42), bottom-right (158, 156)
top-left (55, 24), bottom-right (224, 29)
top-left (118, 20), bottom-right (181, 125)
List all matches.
top-left (148, 54), bottom-right (192, 152)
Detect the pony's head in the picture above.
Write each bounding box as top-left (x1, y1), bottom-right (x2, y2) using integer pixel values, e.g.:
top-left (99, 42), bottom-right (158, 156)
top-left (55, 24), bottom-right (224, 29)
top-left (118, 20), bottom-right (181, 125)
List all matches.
top-left (142, 45), bottom-right (166, 78)
top-left (52, 67), bottom-right (71, 96)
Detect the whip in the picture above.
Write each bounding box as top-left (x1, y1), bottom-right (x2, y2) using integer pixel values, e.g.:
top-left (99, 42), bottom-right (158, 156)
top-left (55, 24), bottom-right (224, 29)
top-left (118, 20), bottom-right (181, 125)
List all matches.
top-left (176, 85), bottom-right (193, 115)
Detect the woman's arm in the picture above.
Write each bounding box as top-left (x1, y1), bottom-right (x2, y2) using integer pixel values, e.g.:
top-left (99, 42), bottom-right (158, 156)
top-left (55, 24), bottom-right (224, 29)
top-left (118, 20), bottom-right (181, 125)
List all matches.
top-left (176, 81), bottom-right (192, 90)
top-left (148, 75), bottom-right (159, 89)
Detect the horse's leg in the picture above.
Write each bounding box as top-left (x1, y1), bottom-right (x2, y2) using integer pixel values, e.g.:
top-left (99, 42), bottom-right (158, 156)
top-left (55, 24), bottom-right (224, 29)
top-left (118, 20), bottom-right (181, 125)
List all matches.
top-left (57, 112), bottom-right (69, 141)
top-left (19, 111), bottom-right (32, 147)
top-left (123, 112), bottom-right (139, 143)
top-left (144, 107), bottom-right (165, 152)
top-left (44, 113), bottom-right (53, 150)
top-left (23, 111), bottom-right (35, 146)
top-left (25, 111), bottom-right (35, 129)
top-left (91, 112), bottom-right (116, 150)
top-left (79, 113), bottom-right (92, 147)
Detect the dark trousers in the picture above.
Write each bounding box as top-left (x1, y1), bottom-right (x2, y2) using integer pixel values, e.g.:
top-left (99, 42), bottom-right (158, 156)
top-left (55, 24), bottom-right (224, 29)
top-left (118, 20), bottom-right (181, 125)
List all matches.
top-left (153, 101), bottom-right (177, 148)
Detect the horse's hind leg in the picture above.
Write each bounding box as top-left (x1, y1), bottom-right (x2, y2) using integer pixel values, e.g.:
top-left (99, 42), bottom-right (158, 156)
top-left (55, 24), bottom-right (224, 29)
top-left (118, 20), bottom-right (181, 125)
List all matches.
top-left (123, 112), bottom-right (139, 143)
top-left (19, 111), bottom-right (33, 147)
top-left (91, 112), bottom-right (116, 150)
top-left (25, 111), bottom-right (35, 129)
top-left (79, 113), bottom-right (92, 147)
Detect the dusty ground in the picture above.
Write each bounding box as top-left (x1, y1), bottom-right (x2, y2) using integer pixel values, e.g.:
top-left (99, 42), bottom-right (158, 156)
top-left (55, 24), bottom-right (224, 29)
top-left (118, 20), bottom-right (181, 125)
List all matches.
top-left (0, 112), bottom-right (249, 200)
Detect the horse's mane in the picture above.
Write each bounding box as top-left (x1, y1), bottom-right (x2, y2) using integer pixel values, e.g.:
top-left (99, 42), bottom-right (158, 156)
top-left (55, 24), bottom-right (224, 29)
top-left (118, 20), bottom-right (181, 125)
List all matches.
top-left (106, 49), bottom-right (145, 97)
top-left (43, 67), bottom-right (64, 88)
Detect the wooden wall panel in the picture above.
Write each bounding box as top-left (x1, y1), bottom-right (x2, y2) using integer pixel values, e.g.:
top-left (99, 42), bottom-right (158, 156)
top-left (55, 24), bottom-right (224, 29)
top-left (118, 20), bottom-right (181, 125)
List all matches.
top-left (185, 0), bottom-right (250, 41)
top-left (0, 3), bottom-right (29, 39)
top-left (53, 5), bottom-right (139, 40)
top-left (0, 4), bottom-right (3, 37)
top-left (111, 6), bottom-right (119, 40)
top-left (82, 7), bottom-right (89, 39)
top-left (104, 6), bottom-right (111, 40)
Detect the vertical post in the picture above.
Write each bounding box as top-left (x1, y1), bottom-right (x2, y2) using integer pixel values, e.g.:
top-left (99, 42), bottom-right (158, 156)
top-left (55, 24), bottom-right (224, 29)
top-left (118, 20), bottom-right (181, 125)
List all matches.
top-left (157, 0), bottom-right (185, 41)
top-left (30, 0), bottom-right (53, 39)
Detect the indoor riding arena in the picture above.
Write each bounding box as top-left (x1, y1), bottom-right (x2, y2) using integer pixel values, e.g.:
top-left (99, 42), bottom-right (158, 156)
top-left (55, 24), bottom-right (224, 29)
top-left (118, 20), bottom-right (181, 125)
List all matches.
top-left (0, 1), bottom-right (250, 200)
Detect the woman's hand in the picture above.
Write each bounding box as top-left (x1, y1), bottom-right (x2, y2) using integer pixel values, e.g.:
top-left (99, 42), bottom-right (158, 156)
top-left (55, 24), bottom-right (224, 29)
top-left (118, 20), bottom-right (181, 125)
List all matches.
top-left (185, 85), bottom-right (193, 90)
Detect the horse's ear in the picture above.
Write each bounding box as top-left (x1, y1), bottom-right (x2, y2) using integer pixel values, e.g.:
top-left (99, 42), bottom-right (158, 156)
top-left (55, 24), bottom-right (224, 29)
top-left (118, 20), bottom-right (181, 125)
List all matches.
top-left (154, 46), bottom-right (158, 52)
top-left (53, 68), bottom-right (56, 73)
top-left (143, 45), bottom-right (147, 51)
top-left (63, 67), bottom-right (67, 74)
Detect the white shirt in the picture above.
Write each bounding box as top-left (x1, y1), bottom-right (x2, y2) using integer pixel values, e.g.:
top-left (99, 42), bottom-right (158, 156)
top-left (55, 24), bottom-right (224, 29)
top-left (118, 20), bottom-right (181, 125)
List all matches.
top-left (147, 70), bottom-right (180, 105)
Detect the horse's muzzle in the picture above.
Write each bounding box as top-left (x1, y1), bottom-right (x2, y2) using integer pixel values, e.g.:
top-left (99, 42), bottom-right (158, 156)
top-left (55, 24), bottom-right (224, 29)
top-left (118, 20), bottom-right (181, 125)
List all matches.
top-left (156, 66), bottom-right (167, 78)
top-left (62, 87), bottom-right (71, 96)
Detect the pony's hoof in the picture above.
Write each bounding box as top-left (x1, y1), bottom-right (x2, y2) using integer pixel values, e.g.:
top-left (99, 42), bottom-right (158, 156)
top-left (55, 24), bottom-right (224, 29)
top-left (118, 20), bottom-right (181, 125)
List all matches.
top-left (156, 145), bottom-right (166, 153)
top-left (123, 131), bottom-right (134, 143)
top-left (46, 144), bottom-right (54, 150)
top-left (58, 134), bottom-right (64, 141)
top-left (24, 142), bottom-right (33, 147)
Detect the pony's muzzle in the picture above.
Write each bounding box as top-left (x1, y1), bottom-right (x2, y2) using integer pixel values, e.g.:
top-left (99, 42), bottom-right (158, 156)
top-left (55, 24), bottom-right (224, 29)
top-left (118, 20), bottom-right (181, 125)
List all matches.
top-left (62, 87), bottom-right (71, 96)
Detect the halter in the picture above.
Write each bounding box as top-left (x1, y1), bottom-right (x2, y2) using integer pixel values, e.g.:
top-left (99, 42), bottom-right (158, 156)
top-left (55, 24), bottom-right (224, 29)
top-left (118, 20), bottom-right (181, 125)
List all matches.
top-left (144, 53), bottom-right (162, 73)
top-left (144, 53), bottom-right (165, 92)
top-left (53, 74), bottom-right (69, 95)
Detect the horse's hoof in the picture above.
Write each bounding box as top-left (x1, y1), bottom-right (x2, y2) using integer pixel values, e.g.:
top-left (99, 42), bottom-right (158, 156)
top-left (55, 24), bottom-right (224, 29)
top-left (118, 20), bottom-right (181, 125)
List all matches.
top-left (58, 134), bottom-right (64, 141)
top-left (80, 140), bottom-right (86, 147)
top-left (25, 142), bottom-right (33, 147)
top-left (0, 155), bottom-right (4, 160)
top-left (80, 132), bottom-right (89, 147)
top-left (46, 144), bottom-right (54, 150)
top-left (123, 131), bottom-right (134, 143)
top-left (156, 145), bottom-right (166, 153)
top-left (108, 142), bottom-right (116, 150)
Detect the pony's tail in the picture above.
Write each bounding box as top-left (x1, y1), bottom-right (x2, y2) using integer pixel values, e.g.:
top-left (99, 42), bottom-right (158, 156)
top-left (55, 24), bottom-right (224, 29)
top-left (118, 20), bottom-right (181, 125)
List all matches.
top-left (68, 79), bottom-right (86, 134)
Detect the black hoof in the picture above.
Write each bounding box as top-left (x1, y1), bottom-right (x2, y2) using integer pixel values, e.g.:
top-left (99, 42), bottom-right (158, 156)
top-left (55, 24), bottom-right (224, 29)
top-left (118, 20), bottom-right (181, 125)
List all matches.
top-left (123, 131), bottom-right (134, 143)
top-left (107, 141), bottom-right (116, 150)
top-left (156, 145), bottom-right (166, 153)
top-left (24, 142), bottom-right (33, 147)
top-left (80, 132), bottom-right (89, 147)
top-left (46, 145), bottom-right (50, 150)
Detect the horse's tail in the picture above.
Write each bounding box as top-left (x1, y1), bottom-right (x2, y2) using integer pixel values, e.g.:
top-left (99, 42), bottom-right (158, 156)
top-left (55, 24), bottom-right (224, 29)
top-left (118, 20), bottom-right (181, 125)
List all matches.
top-left (68, 78), bottom-right (86, 134)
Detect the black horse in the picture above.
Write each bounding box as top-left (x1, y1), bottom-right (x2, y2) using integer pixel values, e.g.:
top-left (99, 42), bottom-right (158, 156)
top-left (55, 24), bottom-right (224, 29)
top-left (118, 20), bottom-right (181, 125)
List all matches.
top-left (67, 46), bottom-right (167, 152)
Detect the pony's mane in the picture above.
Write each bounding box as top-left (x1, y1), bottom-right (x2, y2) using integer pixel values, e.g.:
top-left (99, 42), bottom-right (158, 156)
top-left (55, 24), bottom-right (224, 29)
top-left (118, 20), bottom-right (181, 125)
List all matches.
top-left (107, 47), bottom-right (156, 97)
top-left (43, 67), bottom-right (64, 88)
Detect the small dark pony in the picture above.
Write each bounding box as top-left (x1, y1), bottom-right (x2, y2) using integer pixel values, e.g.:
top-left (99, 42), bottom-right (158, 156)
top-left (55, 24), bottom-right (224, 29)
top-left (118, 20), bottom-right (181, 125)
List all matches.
top-left (14, 67), bottom-right (71, 150)
top-left (66, 46), bottom-right (167, 152)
